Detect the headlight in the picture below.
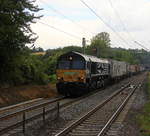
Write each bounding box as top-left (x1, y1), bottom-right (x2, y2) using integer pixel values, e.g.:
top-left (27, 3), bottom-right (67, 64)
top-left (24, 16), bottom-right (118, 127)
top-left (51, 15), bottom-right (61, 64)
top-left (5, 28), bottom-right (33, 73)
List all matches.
top-left (57, 77), bottom-right (61, 80)
top-left (81, 77), bottom-right (84, 80)
top-left (57, 77), bottom-right (63, 81)
top-left (78, 77), bottom-right (85, 81)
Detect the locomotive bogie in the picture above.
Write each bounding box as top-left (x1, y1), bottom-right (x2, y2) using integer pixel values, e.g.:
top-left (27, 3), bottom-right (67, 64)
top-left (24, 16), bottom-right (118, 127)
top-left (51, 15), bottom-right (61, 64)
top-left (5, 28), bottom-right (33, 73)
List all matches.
top-left (56, 82), bottom-right (89, 97)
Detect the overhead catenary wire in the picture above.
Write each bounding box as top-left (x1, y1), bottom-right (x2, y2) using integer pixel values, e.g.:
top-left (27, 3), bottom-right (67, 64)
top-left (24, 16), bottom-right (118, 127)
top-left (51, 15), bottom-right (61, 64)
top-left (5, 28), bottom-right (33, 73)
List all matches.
top-left (39, 0), bottom-right (96, 36)
top-left (134, 41), bottom-right (150, 51)
top-left (80, 0), bottom-right (150, 51)
top-left (107, 0), bottom-right (133, 44)
top-left (108, 0), bottom-right (128, 33)
top-left (38, 21), bottom-right (81, 40)
top-left (39, 0), bottom-right (130, 49)
top-left (38, 0), bottom-right (149, 51)
top-left (107, 0), bottom-right (150, 51)
top-left (80, 0), bottom-right (132, 48)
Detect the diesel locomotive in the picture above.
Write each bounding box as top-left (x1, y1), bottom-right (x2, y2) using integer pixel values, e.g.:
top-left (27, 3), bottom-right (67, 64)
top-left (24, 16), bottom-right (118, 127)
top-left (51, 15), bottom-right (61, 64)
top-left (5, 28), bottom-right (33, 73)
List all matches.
top-left (56, 51), bottom-right (144, 96)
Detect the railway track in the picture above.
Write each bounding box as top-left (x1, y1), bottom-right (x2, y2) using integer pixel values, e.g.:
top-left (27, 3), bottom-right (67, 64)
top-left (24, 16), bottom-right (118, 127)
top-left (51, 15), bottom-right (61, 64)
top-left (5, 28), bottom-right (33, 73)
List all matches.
top-left (0, 96), bottom-right (65, 135)
top-left (0, 83), bottom-right (131, 135)
top-left (0, 73), bottom-right (145, 135)
top-left (0, 84), bottom-right (126, 136)
top-left (0, 98), bottom-right (43, 114)
top-left (0, 87), bottom-right (112, 135)
top-left (54, 74), bottom-right (145, 136)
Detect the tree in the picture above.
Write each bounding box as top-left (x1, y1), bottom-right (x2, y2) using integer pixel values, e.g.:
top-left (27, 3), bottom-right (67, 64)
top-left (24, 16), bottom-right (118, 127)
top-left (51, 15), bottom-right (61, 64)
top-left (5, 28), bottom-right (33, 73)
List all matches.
top-left (86, 32), bottom-right (111, 58)
top-left (110, 48), bottom-right (139, 64)
top-left (0, 0), bottom-right (41, 84)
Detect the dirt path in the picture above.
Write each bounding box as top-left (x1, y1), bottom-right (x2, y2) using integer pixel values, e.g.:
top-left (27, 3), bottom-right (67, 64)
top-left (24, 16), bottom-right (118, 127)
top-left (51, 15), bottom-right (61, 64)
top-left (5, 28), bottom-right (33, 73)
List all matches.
top-left (0, 83), bottom-right (58, 108)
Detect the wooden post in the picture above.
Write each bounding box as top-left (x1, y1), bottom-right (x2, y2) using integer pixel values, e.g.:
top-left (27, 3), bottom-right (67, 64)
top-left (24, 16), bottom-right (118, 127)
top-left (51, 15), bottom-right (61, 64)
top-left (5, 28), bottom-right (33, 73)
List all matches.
top-left (57, 102), bottom-right (60, 118)
top-left (82, 38), bottom-right (86, 54)
top-left (43, 107), bottom-right (45, 123)
top-left (23, 112), bottom-right (26, 133)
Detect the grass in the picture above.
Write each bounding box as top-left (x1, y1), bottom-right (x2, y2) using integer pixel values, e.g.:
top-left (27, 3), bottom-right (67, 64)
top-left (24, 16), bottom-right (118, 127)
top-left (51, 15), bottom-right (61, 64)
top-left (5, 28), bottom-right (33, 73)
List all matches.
top-left (137, 73), bottom-right (150, 136)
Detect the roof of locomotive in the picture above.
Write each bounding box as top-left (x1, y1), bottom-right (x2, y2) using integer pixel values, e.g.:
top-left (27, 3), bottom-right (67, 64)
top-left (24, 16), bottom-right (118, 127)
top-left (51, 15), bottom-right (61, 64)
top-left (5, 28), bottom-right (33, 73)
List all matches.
top-left (59, 51), bottom-right (109, 63)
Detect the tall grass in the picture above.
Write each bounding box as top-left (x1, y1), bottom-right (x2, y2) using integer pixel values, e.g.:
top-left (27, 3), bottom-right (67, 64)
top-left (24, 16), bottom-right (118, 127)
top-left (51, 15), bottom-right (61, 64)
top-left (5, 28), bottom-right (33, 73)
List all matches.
top-left (137, 73), bottom-right (150, 136)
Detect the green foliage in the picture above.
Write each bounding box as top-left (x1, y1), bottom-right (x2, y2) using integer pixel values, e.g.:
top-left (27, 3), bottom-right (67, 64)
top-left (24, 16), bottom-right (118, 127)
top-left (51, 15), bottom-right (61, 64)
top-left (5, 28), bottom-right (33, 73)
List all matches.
top-left (86, 32), bottom-right (111, 58)
top-left (62, 46), bottom-right (82, 53)
top-left (45, 51), bottom-right (63, 75)
top-left (0, 0), bottom-right (41, 85)
top-left (49, 74), bottom-right (56, 83)
top-left (109, 48), bottom-right (139, 64)
top-left (45, 46), bottom-right (82, 58)
top-left (137, 111), bottom-right (150, 136)
top-left (3, 53), bottom-right (49, 85)
top-left (138, 112), bottom-right (150, 136)
top-left (21, 55), bottom-right (49, 84)
top-left (144, 73), bottom-right (150, 100)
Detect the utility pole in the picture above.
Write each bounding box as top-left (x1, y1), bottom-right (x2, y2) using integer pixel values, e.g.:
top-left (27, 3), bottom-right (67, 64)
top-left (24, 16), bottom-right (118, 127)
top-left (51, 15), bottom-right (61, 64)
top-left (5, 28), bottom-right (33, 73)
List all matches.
top-left (96, 47), bottom-right (99, 57)
top-left (82, 37), bottom-right (86, 54)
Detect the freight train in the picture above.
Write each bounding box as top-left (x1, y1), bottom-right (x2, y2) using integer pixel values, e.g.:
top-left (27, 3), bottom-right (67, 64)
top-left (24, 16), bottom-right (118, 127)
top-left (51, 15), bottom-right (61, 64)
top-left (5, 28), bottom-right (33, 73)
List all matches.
top-left (56, 51), bottom-right (144, 96)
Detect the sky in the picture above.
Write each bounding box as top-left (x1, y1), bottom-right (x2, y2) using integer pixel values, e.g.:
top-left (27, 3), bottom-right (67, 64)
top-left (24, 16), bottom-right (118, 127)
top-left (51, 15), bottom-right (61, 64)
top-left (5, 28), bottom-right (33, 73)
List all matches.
top-left (31, 0), bottom-right (150, 50)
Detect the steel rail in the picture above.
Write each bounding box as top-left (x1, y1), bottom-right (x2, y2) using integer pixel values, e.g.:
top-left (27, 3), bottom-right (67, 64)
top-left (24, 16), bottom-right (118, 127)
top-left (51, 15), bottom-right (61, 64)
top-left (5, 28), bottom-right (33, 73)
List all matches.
top-left (55, 83), bottom-right (130, 136)
top-left (0, 96), bottom-right (65, 121)
top-left (98, 76), bottom-right (146, 136)
top-left (97, 85), bottom-right (139, 136)
top-left (0, 98), bottom-right (43, 113)
top-left (0, 86), bottom-right (110, 134)
top-left (0, 105), bottom-right (59, 134)
top-left (0, 82), bottom-right (131, 135)
top-left (0, 84), bottom-right (117, 135)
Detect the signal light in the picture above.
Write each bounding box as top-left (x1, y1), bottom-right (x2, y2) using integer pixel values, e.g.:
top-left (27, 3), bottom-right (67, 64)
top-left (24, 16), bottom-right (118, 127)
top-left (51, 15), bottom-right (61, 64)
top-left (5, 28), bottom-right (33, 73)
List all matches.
top-left (69, 56), bottom-right (73, 60)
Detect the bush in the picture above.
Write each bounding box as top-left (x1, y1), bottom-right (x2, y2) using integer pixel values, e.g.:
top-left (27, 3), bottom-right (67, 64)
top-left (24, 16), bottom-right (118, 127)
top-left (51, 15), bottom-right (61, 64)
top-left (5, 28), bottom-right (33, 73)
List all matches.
top-left (21, 55), bottom-right (49, 85)
top-left (49, 74), bottom-right (56, 83)
top-left (137, 73), bottom-right (150, 136)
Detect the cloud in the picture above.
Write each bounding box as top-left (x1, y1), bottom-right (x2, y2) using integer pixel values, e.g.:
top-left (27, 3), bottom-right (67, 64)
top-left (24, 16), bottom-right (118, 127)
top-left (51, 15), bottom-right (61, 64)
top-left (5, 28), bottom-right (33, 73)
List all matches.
top-left (31, 0), bottom-right (150, 50)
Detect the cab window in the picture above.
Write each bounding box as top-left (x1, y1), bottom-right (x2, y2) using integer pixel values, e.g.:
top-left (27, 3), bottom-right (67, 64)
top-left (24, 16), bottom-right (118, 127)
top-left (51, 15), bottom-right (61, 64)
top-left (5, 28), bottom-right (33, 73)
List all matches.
top-left (58, 61), bottom-right (70, 69)
top-left (72, 61), bottom-right (85, 69)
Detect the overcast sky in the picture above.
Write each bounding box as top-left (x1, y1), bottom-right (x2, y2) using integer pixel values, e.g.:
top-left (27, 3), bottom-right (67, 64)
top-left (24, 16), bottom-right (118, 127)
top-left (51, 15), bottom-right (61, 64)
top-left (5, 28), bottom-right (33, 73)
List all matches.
top-left (31, 0), bottom-right (150, 50)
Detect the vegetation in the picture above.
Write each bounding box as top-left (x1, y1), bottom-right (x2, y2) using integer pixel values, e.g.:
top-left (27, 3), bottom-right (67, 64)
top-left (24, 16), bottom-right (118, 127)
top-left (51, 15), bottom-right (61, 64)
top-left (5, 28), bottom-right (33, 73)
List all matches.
top-left (0, 0), bottom-right (45, 85)
top-left (137, 73), bottom-right (150, 136)
top-left (86, 32), bottom-right (111, 58)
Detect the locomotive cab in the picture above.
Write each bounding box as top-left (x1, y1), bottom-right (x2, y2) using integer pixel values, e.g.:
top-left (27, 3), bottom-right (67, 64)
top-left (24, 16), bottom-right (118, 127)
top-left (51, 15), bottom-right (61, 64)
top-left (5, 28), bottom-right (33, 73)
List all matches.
top-left (56, 52), bottom-right (87, 96)
top-left (56, 52), bottom-right (86, 82)
top-left (56, 51), bottom-right (110, 96)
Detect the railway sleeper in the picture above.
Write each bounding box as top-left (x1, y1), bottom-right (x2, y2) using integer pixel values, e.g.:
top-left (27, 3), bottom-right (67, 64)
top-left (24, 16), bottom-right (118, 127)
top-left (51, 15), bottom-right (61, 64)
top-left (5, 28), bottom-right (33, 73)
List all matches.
top-left (72, 128), bottom-right (102, 131)
top-left (71, 130), bottom-right (100, 133)
top-left (69, 134), bottom-right (97, 136)
top-left (106, 131), bottom-right (119, 136)
top-left (75, 126), bottom-right (102, 129)
top-left (81, 122), bottom-right (105, 126)
top-left (78, 124), bottom-right (103, 127)
top-left (69, 131), bottom-right (100, 135)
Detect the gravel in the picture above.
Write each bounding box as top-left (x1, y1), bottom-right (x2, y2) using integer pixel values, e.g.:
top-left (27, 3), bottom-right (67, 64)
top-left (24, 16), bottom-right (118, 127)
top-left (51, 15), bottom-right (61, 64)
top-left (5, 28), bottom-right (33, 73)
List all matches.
top-left (11, 75), bottom-right (139, 136)
top-left (117, 74), bottom-right (148, 136)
